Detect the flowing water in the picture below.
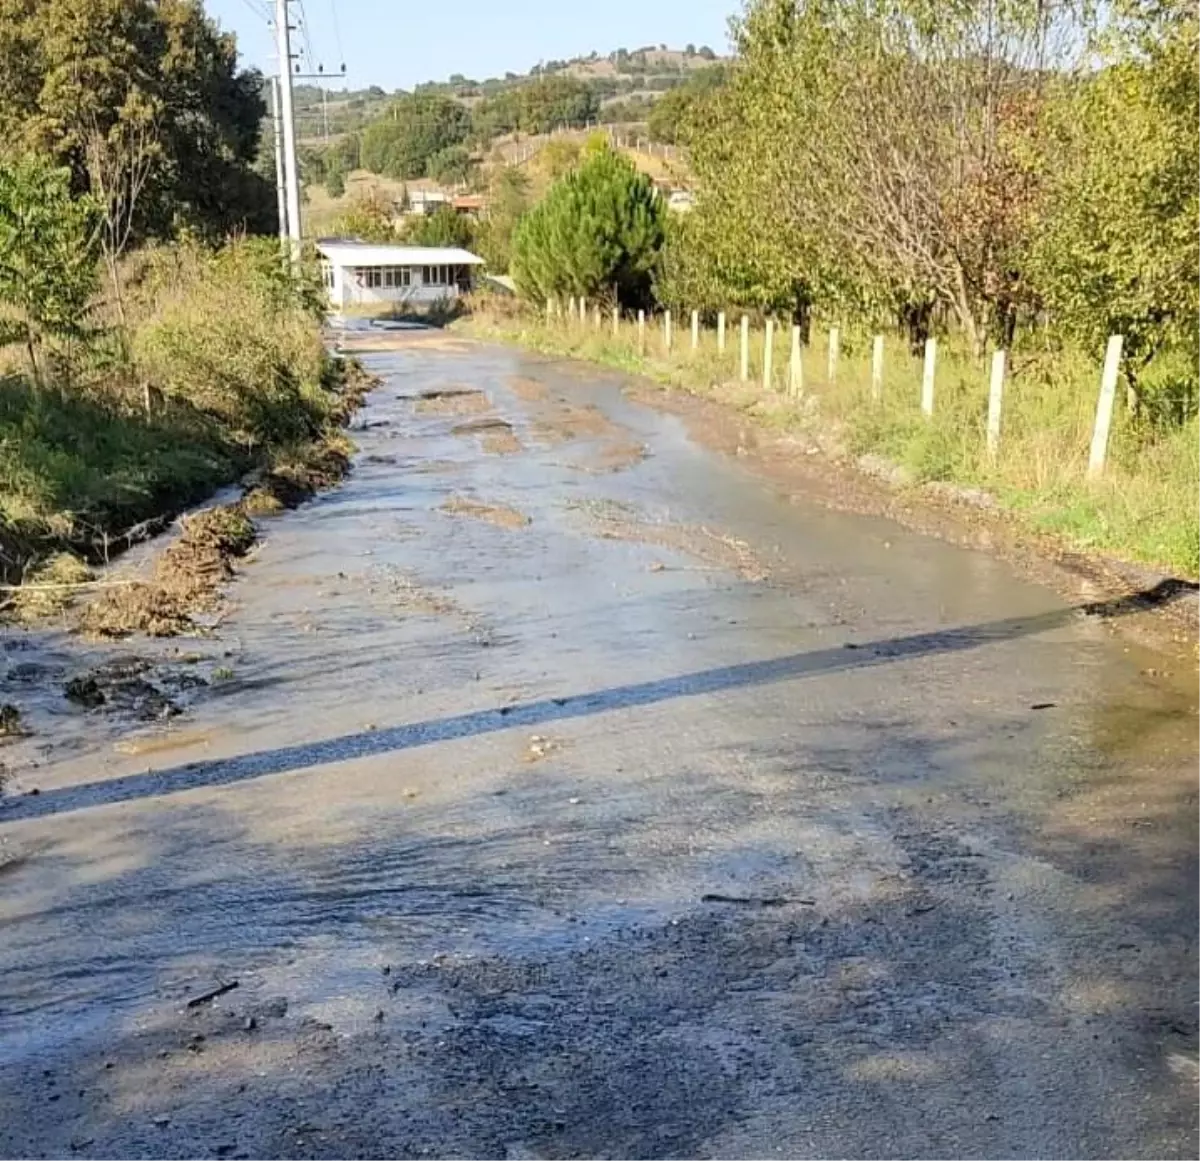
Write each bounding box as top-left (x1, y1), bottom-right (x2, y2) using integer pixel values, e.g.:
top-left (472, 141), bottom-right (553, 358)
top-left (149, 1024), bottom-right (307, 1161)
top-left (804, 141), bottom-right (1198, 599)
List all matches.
top-left (1, 335), bottom-right (1196, 1159)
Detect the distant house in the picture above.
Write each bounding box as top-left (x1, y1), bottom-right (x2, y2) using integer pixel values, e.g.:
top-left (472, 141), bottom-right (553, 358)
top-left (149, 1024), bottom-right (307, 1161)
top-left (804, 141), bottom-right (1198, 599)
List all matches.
top-left (316, 241), bottom-right (485, 311)
top-left (451, 194), bottom-right (487, 216)
top-left (406, 189), bottom-right (451, 216)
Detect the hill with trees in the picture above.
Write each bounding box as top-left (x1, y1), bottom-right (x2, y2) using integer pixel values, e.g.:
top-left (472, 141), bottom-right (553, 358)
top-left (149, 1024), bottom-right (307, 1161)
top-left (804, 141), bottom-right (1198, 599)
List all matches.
top-left (291, 44), bottom-right (726, 195)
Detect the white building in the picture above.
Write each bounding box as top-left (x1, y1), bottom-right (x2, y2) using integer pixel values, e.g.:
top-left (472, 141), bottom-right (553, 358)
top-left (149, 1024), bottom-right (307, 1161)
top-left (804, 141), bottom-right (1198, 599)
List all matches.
top-left (316, 241), bottom-right (485, 312)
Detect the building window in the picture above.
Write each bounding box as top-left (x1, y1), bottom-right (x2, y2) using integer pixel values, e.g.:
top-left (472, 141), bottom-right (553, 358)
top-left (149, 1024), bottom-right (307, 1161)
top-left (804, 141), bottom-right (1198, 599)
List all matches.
top-left (383, 268), bottom-right (395, 289)
top-left (398, 266), bottom-right (412, 286)
top-left (422, 264), bottom-right (453, 286)
top-left (320, 263), bottom-right (334, 289)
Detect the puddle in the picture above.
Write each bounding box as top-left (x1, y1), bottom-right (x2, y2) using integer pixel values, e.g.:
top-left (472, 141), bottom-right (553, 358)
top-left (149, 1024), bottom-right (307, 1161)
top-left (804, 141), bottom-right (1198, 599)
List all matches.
top-left (440, 495), bottom-right (531, 529)
top-left (415, 390), bottom-right (491, 417)
top-left (0, 339), bottom-right (1193, 1160)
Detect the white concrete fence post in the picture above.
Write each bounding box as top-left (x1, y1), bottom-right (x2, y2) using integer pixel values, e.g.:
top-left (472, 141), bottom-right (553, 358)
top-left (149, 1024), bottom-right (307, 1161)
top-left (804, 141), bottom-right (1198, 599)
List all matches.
top-left (717, 311), bottom-right (726, 354)
top-left (580, 297), bottom-right (587, 324)
top-left (1088, 335), bottom-right (1124, 479)
top-left (611, 304), bottom-right (619, 337)
top-left (828, 326), bottom-right (840, 384)
top-left (762, 318), bottom-right (774, 390)
top-left (664, 309), bottom-right (672, 352)
top-left (740, 315), bottom-right (749, 382)
top-left (691, 309), bottom-right (699, 351)
top-left (789, 325), bottom-right (803, 398)
top-left (637, 309), bottom-right (645, 355)
top-left (987, 349), bottom-right (1006, 459)
top-left (871, 335), bottom-right (884, 401)
top-left (593, 304), bottom-right (600, 329)
top-left (921, 337), bottom-right (937, 417)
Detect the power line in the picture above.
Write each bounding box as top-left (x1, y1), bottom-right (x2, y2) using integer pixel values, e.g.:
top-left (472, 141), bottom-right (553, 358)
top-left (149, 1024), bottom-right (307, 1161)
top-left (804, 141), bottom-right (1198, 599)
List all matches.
top-left (294, 0), bottom-right (318, 73)
top-left (236, 0), bottom-right (272, 24)
top-left (327, 0), bottom-right (346, 73)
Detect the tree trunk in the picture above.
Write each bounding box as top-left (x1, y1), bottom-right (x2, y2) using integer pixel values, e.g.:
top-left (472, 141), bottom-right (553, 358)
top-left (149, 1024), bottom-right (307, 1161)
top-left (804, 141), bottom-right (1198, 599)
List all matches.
top-left (24, 326), bottom-right (41, 389)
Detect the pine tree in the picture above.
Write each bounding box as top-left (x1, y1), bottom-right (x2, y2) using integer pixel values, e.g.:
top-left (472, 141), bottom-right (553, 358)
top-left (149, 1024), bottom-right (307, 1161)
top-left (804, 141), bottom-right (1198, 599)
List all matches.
top-left (511, 147), bottom-right (665, 309)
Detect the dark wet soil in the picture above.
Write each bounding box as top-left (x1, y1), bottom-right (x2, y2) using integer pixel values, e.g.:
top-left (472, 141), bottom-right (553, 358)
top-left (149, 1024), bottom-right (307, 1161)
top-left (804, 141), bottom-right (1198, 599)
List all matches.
top-left (0, 333), bottom-right (1195, 1160)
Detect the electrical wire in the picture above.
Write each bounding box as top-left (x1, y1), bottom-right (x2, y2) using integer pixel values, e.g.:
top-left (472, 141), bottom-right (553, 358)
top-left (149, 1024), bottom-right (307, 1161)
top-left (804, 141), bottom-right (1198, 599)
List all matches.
top-left (236, 0), bottom-right (272, 24)
top-left (327, 0), bottom-right (346, 72)
top-left (295, 0), bottom-right (318, 72)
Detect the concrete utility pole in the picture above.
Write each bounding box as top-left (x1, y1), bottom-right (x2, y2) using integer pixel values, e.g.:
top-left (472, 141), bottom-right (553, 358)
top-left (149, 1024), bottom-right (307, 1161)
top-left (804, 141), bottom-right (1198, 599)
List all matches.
top-left (275, 0), bottom-right (302, 248)
top-left (270, 76), bottom-right (287, 243)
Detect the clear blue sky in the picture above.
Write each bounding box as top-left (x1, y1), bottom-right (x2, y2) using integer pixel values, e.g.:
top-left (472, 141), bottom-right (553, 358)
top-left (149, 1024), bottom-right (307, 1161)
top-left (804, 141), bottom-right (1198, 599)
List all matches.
top-left (206, 0), bottom-right (736, 91)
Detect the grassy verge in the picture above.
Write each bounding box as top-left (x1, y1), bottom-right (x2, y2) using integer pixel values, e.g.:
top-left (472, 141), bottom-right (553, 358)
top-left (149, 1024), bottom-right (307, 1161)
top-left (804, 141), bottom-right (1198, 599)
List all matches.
top-left (0, 238), bottom-right (371, 596)
top-left (459, 300), bottom-right (1198, 579)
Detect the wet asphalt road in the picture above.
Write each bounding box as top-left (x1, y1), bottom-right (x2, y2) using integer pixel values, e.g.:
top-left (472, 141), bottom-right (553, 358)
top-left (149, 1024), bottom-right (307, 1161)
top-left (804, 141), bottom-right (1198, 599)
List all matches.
top-left (0, 337), bottom-right (1196, 1159)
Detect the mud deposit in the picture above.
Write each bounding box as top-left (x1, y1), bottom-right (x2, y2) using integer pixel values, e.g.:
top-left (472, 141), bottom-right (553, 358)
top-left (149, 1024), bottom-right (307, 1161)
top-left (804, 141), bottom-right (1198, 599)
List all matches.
top-left (0, 339), bottom-right (1196, 1160)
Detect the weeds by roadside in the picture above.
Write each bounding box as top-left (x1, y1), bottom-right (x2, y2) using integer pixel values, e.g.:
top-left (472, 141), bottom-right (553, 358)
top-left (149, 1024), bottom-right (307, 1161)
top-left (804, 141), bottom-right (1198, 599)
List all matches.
top-left (459, 299), bottom-right (1198, 578)
top-left (1, 238), bottom-right (373, 596)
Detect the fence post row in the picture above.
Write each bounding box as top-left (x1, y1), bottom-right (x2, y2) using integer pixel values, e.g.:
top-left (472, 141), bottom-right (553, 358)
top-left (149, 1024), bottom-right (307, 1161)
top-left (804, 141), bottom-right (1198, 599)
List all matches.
top-left (789, 325), bottom-right (802, 398)
top-left (1088, 334), bottom-right (1124, 478)
top-left (740, 315), bottom-right (749, 382)
top-left (987, 349), bottom-right (1006, 458)
top-left (762, 318), bottom-right (774, 390)
top-left (921, 337), bottom-right (937, 417)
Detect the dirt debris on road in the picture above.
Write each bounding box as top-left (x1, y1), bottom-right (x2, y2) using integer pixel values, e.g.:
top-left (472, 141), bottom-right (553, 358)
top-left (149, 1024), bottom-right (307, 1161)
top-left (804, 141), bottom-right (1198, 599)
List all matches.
top-left (440, 494), bottom-right (531, 529)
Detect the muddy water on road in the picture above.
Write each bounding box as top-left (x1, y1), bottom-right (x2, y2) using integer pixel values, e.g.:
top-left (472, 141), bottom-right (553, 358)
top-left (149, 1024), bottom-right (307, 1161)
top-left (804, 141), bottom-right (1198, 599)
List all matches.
top-left (1, 337), bottom-right (1195, 1159)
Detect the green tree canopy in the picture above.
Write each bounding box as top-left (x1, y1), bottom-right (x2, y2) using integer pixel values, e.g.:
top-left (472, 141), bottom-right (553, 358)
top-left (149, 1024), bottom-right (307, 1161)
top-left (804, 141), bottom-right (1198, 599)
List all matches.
top-left (402, 205), bottom-right (475, 249)
top-left (425, 144), bottom-right (475, 186)
top-left (0, 155), bottom-right (99, 383)
top-left (1024, 1), bottom-right (1199, 381)
top-left (646, 65), bottom-right (727, 144)
top-left (359, 93), bottom-right (470, 179)
top-left (511, 147), bottom-right (665, 309)
top-left (0, 0), bottom-right (274, 239)
top-left (475, 167), bottom-right (530, 273)
top-left (470, 77), bottom-right (600, 140)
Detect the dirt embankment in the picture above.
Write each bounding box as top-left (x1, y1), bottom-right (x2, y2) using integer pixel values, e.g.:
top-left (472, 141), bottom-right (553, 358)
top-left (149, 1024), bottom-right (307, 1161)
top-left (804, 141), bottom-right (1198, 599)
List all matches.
top-left (3, 358), bottom-right (376, 640)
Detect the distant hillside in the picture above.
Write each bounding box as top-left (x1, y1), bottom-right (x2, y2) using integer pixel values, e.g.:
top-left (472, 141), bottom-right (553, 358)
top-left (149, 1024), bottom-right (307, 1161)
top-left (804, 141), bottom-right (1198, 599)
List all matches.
top-left (291, 44), bottom-right (728, 143)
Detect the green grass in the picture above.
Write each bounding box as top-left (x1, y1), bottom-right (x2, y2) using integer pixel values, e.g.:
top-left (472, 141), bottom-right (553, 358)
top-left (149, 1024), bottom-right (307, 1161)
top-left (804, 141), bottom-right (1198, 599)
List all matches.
top-left (460, 301), bottom-right (1199, 578)
top-left (1, 238), bottom-right (352, 585)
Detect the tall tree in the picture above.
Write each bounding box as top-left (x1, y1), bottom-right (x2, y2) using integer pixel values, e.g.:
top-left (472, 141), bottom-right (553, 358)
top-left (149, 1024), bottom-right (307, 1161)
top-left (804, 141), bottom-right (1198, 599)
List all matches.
top-left (676, 0), bottom-right (1084, 348)
top-left (1024, 0), bottom-right (1199, 385)
top-left (0, 0), bottom-right (274, 240)
top-left (512, 147), bottom-right (665, 308)
top-left (359, 93), bottom-right (469, 179)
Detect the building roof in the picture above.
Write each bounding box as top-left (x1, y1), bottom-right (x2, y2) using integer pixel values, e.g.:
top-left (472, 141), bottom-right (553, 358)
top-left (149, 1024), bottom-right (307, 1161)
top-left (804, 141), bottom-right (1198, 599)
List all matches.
top-left (316, 241), bottom-right (484, 267)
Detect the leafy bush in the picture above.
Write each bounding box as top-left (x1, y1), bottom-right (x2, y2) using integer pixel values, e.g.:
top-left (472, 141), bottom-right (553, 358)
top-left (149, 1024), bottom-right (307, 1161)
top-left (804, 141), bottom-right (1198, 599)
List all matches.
top-left (131, 238), bottom-right (331, 449)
